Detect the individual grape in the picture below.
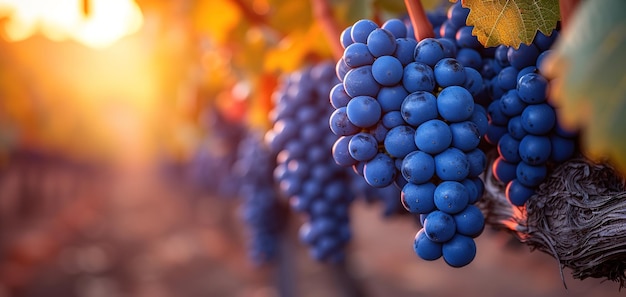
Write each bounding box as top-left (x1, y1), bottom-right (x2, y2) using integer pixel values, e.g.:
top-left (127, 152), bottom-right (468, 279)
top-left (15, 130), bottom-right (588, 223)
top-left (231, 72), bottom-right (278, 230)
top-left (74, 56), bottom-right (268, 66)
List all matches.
top-left (343, 43), bottom-right (375, 68)
top-left (367, 28), bottom-right (397, 57)
top-left (455, 26), bottom-right (481, 49)
top-left (434, 181), bottom-right (469, 214)
top-left (486, 99), bottom-right (509, 126)
top-left (494, 45), bottom-right (510, 67)
top-left (469, 105), bottom-right (489, 136)
top-left (462, 67), bottom-right (484, 97)
top-left (395, 38), bottom-right (419, 65)
top-left (517, 73), bottom-right (548, 104)
top-left (450, 121), bottom-right (481, 151)
top-left (438, 38), bottom-right (457, 58)
top-left (536, 50), bottom-right (553, 74)
top-left (332, 136), bottom-right (358, 166)
top-left (343, 66), bottom-right (380, 97)
top-left (372, 55), bottom-right (404, 86)
top-left (519, 134), bottom-right (551, 165)
top-left (507, 116), bottom-right (528, 140)
top-left (442, 234), bottom-right (476, 268)
top-left (401, 150), bottom-right (436, 184)
top-left (329, 107), bottom-right (360, 136)
top-left (377, 85), bottom-right (409, 113)
top-left (516, 66), bottom-right (537, 83)
top-left (507, 43), bottom-right (540, 70)
top-left (346, 95), bottom-right (382, 128)
top-left (549, 135), bottom-right (576, 163)
top-left (484, 124), bottom-right (507, 145)
top-left (382, 18), bottom-right (407, 39)
top-left (496, 66), bottom-right (520, 91)
top-left (516, 161), bottom-right (548, 187)
top-left (384, 125), bottom-right (418, 158)
top-left (414, 119), bottom-right (453, 154)
top-left (465, 148), bottom-right (487, 178)
top-left (340, 26), bottom-right (353, 49)
top-left (423, 210), bottom-right (457, 243)
top-left (401, 91), bottom-right (438, 126)
top-left (369, 122), bottom-right (389, 143)
top-left (533, 29), bottom-right (559, 51)
top-left (492, 156), bottom-right (517, 184)
top-left (499, 90), bottom-right (527, 117)
top-left (506, 178), bottom-right (535, 206)
top-left (497, 133), bottom-right (522, 163)
top-left (447, 2), bottom-right (470, 28)
top-left (348, 132), bottom-right (379, 161)
top-left (521, 103), bottom-right (556, 135)
top-left (403, 62), bottom-right (436, 92)
top-left (436, 86), bottom-right (474, 122)
top-left (329, 83), bottom-right (351, 109)
top-left (402, 182), bottom-right (437, 214)
top-left (439, 20), bottom-right (460, 40)
top-left (453, 205), bottom-right (485, 237)
top-left (414, 229), bottom-right (443, 261)
top-left (414, 38), bottom-right (445, 67)
top-left (382, 111), bottom-right (406, 129)
top-left (335, 58), bottom-right (350, 82)
top-left (434, 58), bottom-right (467, 87)
top-left (434, 148), bottom-right (470, 181)
top-left (351, 19), bottom-right (378, 43)
top-left (363, 153), bottom-right (396, 187)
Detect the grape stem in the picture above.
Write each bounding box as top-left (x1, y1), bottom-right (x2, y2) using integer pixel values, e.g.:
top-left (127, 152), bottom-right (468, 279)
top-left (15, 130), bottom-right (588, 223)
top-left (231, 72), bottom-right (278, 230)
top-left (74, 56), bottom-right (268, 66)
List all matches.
top-left (558, 0), bottom-right (581, 30)
top-left (312, 0), bottom-right (344, 61)
top-left (404, 0), bottom-right (434, 40)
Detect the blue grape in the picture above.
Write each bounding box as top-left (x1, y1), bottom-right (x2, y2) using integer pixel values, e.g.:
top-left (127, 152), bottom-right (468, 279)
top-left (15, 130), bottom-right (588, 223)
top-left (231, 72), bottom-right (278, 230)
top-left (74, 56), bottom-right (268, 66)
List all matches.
top-left (461, 178), bottom-right (481, 204)
top-left (434, 181), bottom-right (469, 214)
top-left (519, 134), bottom-right (551, 165)
top-left (401, 91), bottom-right (439, 126)
top-left (415, 119), bottom-right (452, 154)
top-left (516, 161), bottom-right (548, 187)
top-left (507, 116), bottom-right (528, 140)
top-left (382, 18), bottom-right (407, 38)
top-left (536, 50), bottom-right (552, 74)
top-left (534, 29), bottom-right (559, 51)
top-left (434, 148), bottom-right (470, 181)
top-left (499, 90), bottom-right (527, 117)
top-left (453, 205), bottom-right (485, 237)
top-left (494, 45), bottom-right (510, 67)
top-left (521, 103), bottom-right (556, 135)
top-left (343, 43), bottom-right (375, 68)
top-left (351, 19), bottom-right (378, 43)
top-left (329, 83), bottom-right (351, 109)
top-left (377, 85), bottom-right (409, 113)
top-left (343, 66), bottom-right (380, 97)
top-left (496, 66), bottom-right (519, 91)
top-left (363, 153), bottom-right (396, 187)
top-left (506, 178), bottom-right (535, 206)
top-left (348, 132), bottom-right (379, 161)
top-left (437, 86), bottom-right (475, 122)
top-left (329, 107), bottom-right (360, 136)
top-left (403, 62), bottom-right (436, 92)
top-left (484, 124), bottom-right (507, 145)
top-left (497, 133), bottom-right (521, 163)
top-left (492, 156), bottom-right (517, 184)
top-left (335, 58), bottom-right (350, 82)
top-left (466, 148), bottom-right (487, 178)
top-left (414, 38), bottom-right (445, 67)
top-left (434, 58), bottom-right (467, 87)
top-left (346, 95), bottom-right (382, 128)
top-left (367, 28), bottom-right (397, 57)
top-left (414, 229), bottom-right (443, 261)
top-left (340, 26), bottom-right (353, 49)
top-left (369, 122), bottom-right (388, 143)
top-left (469, 106), bottom-right (489, 136)
top-left (455, 26), bottom-right (481, 49)
top-left (424, 210), bottom-right (457, 243)
top-left (507, 43), bottom-right (540, 70)
top-left (384, 125), bottom-right (418, 158)
top-left (394, 38), bottom-right (418, 65)
top-left (402, 182), bottom-right (437, 214)
top-left (549, 135), bottom-right (576, 162)
top-left (447, 2), bottom-right (470, 28)
top-left (438, 37), bottom-right (457, 58)
top-left (516, 66), bottom-right (537, 83)
top-left (401, 150), bottom-right (436, 184)
top-left (442, 234), bottom-right (476, 267)
top-left (372, 55), bottom-right (404, 86)
top-left (332, 136), bottom-right (357, 166)
top-left (382, 111), bottom-right (406, 129)
top-left (486, 99), bottom-right (509, 126)
top-left (439, 20), bottom-right (460, 40)
top-left (517, 73), bottom-right (548, 104)
top-left (450, 121), bottom-right (481, 151)
top-left (462, 67), bottom-right (484, 97)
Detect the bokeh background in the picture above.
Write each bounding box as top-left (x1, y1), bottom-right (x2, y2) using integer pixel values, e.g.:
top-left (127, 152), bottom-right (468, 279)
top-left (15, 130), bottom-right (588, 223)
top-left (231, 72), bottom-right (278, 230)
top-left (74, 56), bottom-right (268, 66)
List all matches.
top-left (0, 1), bottom-right (623, 296)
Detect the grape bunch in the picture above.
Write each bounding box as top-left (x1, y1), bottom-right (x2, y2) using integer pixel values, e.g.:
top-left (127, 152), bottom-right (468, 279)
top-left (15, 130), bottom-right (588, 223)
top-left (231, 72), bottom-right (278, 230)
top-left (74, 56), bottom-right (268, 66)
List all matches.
top-left (330, 15), bottom-right (488, 267)
top-left (484, 32), bottom-right (579, 206)
top-left (234, 131), bottom-right (287, 265)
top-left (266, 62), bottom-right (354, 262)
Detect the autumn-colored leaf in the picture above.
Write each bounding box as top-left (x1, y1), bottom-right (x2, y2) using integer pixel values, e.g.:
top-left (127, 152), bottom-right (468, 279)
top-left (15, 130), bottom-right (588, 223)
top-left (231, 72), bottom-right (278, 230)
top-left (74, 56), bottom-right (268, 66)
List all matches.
top-left (461, 0), bottom-right (560, 49)
top-left (542, 0), bottom-right (626, 176)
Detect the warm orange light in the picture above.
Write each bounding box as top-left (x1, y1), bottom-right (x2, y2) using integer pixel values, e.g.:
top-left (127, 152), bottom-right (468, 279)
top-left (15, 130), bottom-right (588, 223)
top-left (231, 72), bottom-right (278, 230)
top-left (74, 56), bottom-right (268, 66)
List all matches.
top-left (0, 0), bottom-right (143, 49)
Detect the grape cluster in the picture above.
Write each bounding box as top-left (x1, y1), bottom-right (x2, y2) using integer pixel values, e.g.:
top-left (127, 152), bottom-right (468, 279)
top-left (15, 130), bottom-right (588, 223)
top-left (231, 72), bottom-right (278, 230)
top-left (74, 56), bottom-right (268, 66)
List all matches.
top-left (331, 14), bottom-right (488, 267)
top-left (235, 131), bottom-right (287, 265)
top-left (266, 62), bottom-right (354, 262)
top-left (484, 32), bottom-right (579, 206)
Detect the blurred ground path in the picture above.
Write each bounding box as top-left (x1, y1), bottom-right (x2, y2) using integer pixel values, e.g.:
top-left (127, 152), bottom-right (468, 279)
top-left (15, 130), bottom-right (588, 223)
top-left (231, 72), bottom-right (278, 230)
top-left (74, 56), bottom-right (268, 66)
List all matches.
top-left (0, 152), bottom-right (624, 297)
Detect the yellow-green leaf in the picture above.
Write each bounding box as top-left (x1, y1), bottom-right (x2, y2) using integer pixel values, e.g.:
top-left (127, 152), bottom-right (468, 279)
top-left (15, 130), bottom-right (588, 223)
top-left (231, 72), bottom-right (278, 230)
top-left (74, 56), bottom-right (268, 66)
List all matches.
top-left (461, 0), bottom-right (560, 49)
top-left (543, 0), bottom-right (626, 176)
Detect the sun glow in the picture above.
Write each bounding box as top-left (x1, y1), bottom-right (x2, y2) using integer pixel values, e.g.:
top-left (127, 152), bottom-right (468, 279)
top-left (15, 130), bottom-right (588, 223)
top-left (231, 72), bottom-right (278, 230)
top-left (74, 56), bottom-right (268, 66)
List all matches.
top-left (0, 0), bottom-right (143, 48)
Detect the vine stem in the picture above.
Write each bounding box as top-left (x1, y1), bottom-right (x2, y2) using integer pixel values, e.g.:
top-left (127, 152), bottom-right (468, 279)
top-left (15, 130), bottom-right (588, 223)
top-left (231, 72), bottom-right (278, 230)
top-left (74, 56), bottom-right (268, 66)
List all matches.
top-left (312, 0), bottom-right (344, 61)
top-left (404, 0), bottom-right (434, 40)
top-left (558, 0), bottom-right (581, 30)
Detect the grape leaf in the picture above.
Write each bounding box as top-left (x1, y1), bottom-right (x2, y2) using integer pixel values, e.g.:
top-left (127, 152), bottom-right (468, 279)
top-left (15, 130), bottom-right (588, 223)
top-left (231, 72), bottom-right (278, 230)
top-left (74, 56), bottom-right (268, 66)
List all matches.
top-left (460, 0), bottom-right (560, 49)
top-left (543, 0), bottom-right (626, 176)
